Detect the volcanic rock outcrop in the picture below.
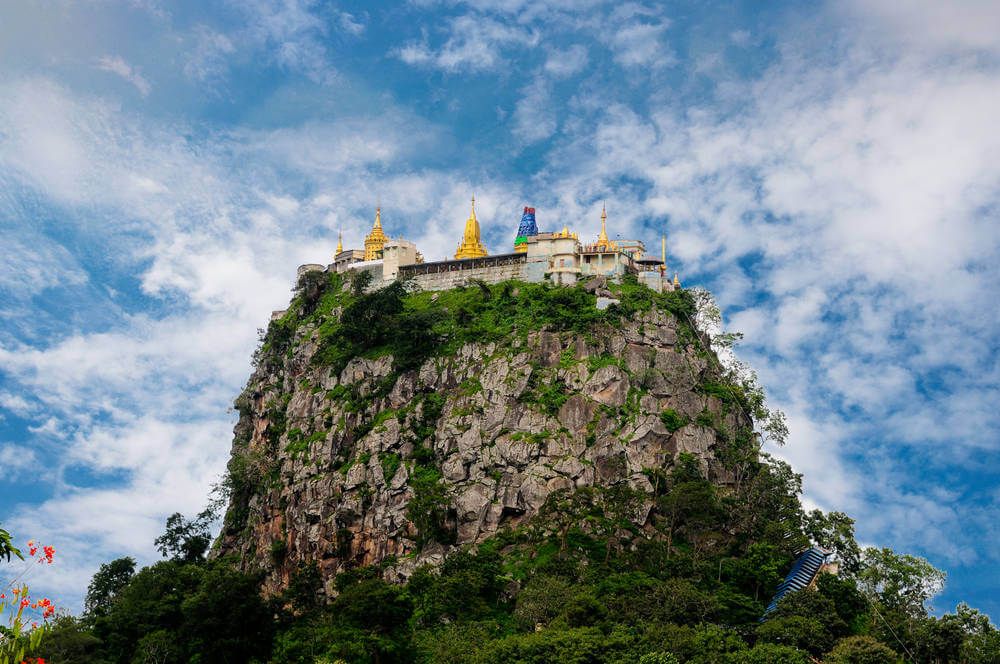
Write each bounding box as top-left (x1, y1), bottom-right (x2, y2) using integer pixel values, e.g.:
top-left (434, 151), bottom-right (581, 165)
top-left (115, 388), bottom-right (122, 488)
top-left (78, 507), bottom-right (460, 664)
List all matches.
top-left (214, 276), bottom-right (748, 598)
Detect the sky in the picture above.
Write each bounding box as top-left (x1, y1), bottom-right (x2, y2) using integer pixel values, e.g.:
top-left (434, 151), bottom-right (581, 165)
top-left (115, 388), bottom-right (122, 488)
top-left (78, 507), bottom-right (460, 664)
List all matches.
top-left (1, 0), bottom-right (999, 618)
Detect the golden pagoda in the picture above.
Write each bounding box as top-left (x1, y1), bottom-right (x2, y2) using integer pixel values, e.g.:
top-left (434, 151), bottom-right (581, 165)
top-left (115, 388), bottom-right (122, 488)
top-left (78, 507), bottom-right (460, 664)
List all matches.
top-left (454, 195), bottom-right (488, 260)
top-left (364, 207), bottom-right (387, 261)
top-left (595, 203), bottom-right (614, 250)
top-left (335, 229), bottom-right (343, 256)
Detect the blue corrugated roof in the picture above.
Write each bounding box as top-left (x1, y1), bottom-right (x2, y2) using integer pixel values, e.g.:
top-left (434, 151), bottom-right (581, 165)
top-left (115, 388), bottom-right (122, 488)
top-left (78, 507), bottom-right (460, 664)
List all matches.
top-left (763, 546), bottom-right (830, 617)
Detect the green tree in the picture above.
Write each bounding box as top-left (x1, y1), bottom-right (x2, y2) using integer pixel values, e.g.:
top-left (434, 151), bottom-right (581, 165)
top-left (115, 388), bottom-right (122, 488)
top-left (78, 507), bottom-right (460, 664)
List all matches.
top-left (638, 653), bottom-right (679, 664)
top-left (756, 615), bottom-right (834, 655)
top-left (153, 510), bottom-right (214, 562)
top-left (30, 616), bottom-right (105, 663)
top-left (857, 547), bottom-right (945, 617)
top-left (84, 557), bottom-right (136, 618)
top-left (802, 509), bottom-right (862, 573)
top-left (92, 560), bottom-right (271, 664)
top-left (738, 642), bottom-right (809, 664)
top-left (816, 573), bottom-right (869, 633)
top-left (824, 635), bottom-right (900, 664)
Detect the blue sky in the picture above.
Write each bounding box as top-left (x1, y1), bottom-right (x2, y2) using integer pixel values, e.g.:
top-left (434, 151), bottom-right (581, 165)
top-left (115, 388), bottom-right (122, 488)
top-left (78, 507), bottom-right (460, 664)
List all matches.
top-left (1, 0), bottom-right (999, 617)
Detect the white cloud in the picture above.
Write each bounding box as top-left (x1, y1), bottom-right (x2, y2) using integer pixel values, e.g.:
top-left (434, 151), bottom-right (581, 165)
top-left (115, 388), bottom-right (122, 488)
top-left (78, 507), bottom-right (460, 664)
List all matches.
top-left (183, 25), bottom-right (236, 83)
top-left (729, 29), bottom-right (751, 46)
top-left (604, 3), bottom-right (674, 68)
top-left (0, 444), bottom-right (39, 472)
top-left (543, 44), bottom-right (589, 77)
top-left (96, 55), bottom-right (152, 97)
top-left (511, 76), bottom-right (557, 144)
top-left (841, 0), bottom-right (1000, 55)
top-left (338, 11), bottom-right (365, 36)
top-left (395, 15), bottom-right (538, 72)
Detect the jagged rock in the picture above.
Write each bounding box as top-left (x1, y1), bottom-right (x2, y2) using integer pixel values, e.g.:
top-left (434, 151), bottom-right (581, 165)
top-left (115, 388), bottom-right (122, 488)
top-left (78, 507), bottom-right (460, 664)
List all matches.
top-left (584, 365), bottom-right (630, 407)
top-left (213, 289), bottom-right (747, 600)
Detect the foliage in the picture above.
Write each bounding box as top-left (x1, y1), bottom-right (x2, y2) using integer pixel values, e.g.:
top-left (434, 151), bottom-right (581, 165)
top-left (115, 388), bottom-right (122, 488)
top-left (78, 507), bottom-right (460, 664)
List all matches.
top-left (824, 635), bottom-right (900, 664)
top-left (857, 547), bottom-right (946, 617)
top-left (0, 528), bottom-right (20, 564)
top-left (41, 481), bottom-right (1000, 664)
top-left (84, 557), bottom-right (136, 618)
top-left (90, 559), bottom-right (272, 664)
top-left (380, 452), bottom-right (402, 483)
top-left (0, 585), bottom-right (49, 664)
top-left (803, 509), bottom-right (862, 573)
top-left (756, 614), bottom-right (834, 655)
top-left (739, 642), bottom-right (810, 664)
top-left (153, 510), bottom-right (214, 563)
top-left (659, 408), bottom-right (689, 433)
top-left (406, 466), bottom-right (456, 548)
top-left (1, 537), bottom-right (58, 663)
top-left (32, 616), bottom-right (104, 663)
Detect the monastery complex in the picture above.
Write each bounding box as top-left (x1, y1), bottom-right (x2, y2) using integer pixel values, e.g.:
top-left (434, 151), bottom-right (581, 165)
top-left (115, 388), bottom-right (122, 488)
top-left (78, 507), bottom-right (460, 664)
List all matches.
top-left (295, 197), bottom-right (680, 298)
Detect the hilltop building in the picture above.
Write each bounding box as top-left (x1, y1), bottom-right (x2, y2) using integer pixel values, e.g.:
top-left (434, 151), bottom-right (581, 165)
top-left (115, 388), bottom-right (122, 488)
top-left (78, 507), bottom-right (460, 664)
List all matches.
top-left (295, 198), bottom-right (679, 298)
top-left (454, 196), bottom-right (489, 260)
top-left (513, 207), bottom-right (539, 252)
top-left (363, 207), bottom-right (388, 260)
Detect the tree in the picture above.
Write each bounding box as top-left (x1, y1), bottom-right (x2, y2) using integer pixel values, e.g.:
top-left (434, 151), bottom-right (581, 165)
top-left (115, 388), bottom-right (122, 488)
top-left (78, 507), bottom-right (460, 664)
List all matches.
top-left (738, 642), bottom-right (810, 664)
top-left (824, 635), bottom-right (899, 664)
top-left (93, 559), bottom-right (271, 664)
top-left (802, 509), bottom-right (862, 573)
top-left (913, 615), bottom-right (966, 664)
top-left (768, 588), bottom-right (849, 640)
top-left (84, 557), bottom-right (136, 618)
top-left (857, 547), bottom-right (945, 617)
top-left (32, 616), bottom-right (105, 663)
top-left (816, 573), bottom-right (869, 632)
top-left (153, 510), bottom-right (213, 562)
top-left (756, 615), bottom-right (834, 655)
top-left (638, 653), bottom-right (679, 664)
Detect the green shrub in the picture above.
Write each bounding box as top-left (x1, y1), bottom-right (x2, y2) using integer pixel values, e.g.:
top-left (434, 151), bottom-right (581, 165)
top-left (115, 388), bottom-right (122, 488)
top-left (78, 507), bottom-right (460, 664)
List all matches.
top-left (406, 466), bottom-right (455, 547)
top-left (660, 408), bottom-right (689, 432)
top-left (380, 452), bottom-right (402, 483)
top-left (824, 636), bottom-right (900, 664)
top-left (737, 642), bottom-right (810, 664)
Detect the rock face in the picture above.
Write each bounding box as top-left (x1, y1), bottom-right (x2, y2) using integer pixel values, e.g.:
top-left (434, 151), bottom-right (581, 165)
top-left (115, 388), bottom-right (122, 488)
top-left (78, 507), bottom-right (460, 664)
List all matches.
top-left (214, 286), bottom-right (746, 598)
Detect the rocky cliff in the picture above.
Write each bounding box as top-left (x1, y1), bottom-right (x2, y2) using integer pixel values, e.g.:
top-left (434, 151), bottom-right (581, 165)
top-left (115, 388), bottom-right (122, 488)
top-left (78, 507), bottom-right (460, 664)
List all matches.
top-left (214, 273), bottom-right (754, 598)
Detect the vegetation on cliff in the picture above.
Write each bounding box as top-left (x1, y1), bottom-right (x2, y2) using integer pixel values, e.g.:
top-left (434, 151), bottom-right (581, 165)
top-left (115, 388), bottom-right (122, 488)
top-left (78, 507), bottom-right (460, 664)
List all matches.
top-left (22, 275), bottom-right (999, 662)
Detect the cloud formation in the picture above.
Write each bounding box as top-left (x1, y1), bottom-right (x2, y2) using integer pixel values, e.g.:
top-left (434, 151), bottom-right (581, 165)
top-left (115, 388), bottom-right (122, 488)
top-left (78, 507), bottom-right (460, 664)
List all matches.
top-left (1, 0), bottom-right (998, 618)
top-left (96, 56), bottom-right (152, 96)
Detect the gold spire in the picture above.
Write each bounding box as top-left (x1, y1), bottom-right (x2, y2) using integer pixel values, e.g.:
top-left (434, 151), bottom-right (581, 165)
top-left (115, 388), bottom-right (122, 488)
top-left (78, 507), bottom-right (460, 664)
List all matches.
top-left (661, 234), bottom-right (666, 265)
top-left (335, 229), bottom-right (343, 255)
top-left (364, 206), bottom-right (388, 260)
top-left (673, 272), bottom-right (681, 288)
top-left (454, 194), bottom-right (488, 260)
top-left (596, 202), bottom-right (612, 250)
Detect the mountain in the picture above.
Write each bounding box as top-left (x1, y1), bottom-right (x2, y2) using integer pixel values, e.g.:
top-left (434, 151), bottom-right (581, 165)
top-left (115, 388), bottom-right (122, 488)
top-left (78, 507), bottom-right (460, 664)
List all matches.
top-left (214, 270), bottom-right (782, 600)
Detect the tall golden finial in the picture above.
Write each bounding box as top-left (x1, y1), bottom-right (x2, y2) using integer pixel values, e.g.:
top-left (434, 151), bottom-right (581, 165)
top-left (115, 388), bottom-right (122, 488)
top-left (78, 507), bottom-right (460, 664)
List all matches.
top-left (596, 202), bottom-right (612, 250)
top-left (661, 234), bottom-right (666, 265)
top-left (335, 229), bottom-right (343, 255)
top-left (673, 272), bottom-right (681, 288)
top-left (364, 206), bottom-right (388, 260)
top-left (455, 193), bottom-right (488, 260)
